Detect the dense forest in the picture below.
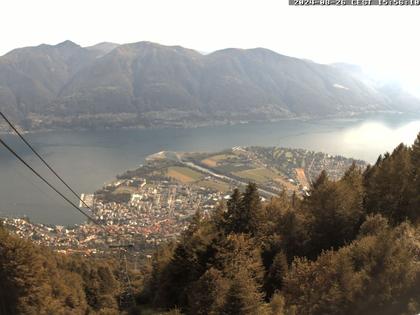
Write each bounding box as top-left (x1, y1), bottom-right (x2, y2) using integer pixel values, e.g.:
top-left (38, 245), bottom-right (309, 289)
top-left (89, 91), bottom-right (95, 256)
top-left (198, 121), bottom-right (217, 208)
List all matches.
top-left (1, 132), bottom-right (419, 315)
top-left (139, 132), bottom-right (420, 314)
top-left (0, 224), bottom-right (124, 314)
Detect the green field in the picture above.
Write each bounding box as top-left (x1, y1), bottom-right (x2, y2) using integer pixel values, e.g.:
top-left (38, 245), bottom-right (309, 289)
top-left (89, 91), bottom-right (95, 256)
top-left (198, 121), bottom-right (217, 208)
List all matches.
top-left (233, 167), bottom-right (279, 183)
top-left (201, 154), bottom-right (236, 167)
top-left (166, 166), bottom-right (203, 183)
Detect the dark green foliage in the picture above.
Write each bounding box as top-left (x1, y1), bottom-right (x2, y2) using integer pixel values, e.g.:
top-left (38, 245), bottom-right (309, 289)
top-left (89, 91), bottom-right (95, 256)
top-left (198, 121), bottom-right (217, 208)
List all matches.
top-left (303, 164), bottom-right (365, 258)
top-left (275, 208), bottom-right (309, 262)
top-left (187, 268), bottom-right (229, 315)
top-left (142, 132), bottom-right (420, 314)
top-left (364, 143), bottom-right (417, 223)
top-left (144, 241), bottom-right (176, 305)
top-left (283, 222), bottom-right (420, 315)
top-left (220, 269), bottom-right (264, 315)
top-left (264, 251), bottom-right (288, 298)
top-left (240, 183), bottom-right (267, 236)
top-left (0, 226), bottom-right (121, 315)
top-left (410, 133), bottom-right (420, 222)
top-left (0, 227), bottom-right (53, 315)
top-left (152, 211), bottom-right (213, 309)
top-left (223, 184), bottom-right (267, 236)
top-left (358, 213), bottom-right (389, 237)
top-left (143, 185), bottom-right (268, 313)
top-left (224, 188), bottom-right (242, 234)
top-left (213, 234), bottom-right (264, 283)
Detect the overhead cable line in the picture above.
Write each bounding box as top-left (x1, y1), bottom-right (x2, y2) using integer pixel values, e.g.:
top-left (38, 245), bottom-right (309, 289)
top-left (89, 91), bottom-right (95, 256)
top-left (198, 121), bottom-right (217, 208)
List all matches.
top-left (0, 111), bottom-right (94, 211)
top-left (0, 112), bottom-right (126, 237)
top-left (0, 115), bottom-right (135, 308)
top-left (0, 137), bottom-right (105, 231)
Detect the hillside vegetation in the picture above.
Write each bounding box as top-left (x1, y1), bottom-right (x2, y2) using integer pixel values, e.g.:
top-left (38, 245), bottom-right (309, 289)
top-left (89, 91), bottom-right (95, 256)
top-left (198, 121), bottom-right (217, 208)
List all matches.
top-left (140, 132), bottom-right (420, 315)
top-left (0, 226), bottom-right (123, 314)
top-left (1, 133), bottom-right (419, 315)
top-left (1, 41), bottom-right (420, 131)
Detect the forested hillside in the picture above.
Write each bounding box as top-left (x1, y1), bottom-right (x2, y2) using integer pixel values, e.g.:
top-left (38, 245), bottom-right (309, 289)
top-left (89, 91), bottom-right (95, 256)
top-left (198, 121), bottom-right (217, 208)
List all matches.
top-left (0, 226), bottom-right (125, 315)
top-left (140, 132), bottom-right (420, 315)
top-left (1, 133), bottom-right (419, 315)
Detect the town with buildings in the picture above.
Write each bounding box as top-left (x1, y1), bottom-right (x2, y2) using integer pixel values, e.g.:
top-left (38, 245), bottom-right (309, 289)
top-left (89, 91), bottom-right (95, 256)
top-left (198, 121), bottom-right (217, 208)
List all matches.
top-left (2, 176), bottom-right (229, 255)
top-left (2, 146), bottom-right (366, 256)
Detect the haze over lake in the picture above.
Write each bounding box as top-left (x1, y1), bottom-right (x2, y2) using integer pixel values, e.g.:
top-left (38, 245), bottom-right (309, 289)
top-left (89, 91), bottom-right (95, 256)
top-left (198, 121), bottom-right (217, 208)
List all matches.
top-left (1, 113), bottom-right (419, 225)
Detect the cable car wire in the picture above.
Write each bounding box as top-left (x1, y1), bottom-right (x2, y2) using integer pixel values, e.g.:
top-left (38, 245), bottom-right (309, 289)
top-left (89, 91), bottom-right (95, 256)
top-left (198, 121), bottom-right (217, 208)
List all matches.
top-left (0, 111), bottom-right (93, 211)
top-left (0, 115), bottom-right (136, 307)
top-left (0, 136), bottom-right (105, 230)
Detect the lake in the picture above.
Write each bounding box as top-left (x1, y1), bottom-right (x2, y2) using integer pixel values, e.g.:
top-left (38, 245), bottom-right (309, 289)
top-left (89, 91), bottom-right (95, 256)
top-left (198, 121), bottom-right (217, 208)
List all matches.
top-left (1, 113), bottom-right (419, 225)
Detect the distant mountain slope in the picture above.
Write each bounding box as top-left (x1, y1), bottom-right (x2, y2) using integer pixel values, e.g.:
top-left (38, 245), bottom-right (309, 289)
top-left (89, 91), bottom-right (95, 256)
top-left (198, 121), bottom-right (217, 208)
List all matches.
top-left (85, 42), bottom-right (120, 56)
top-left (0, 41), bottom-right (419, 130)
top-left (331, 63), bottom-right (420, 112)
top-left (0, 41), bottom-right (102, 124)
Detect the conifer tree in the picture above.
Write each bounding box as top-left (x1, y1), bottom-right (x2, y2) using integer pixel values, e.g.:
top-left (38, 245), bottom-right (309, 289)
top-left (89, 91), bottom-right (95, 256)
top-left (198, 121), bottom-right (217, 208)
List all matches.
top-left (412, 132), bottom-right (420, 166)
top-left (0, 227), bottom-right (49, 314)
top-left (143, 135), bottom-right (420, 314)
top-left (220, 269), bottom-right (264, 315)
top-left (148, 242), bottom-right (176, 306)
top-left (154, 210), bottom-right (210, 308)
top-left (224, 184), bottom-right (266, 236)
top-left (212, 203), bottom-right (228, 233)
top-left (214, 234), bottom-right (264, 285)
top-left (264, 251), bottom-right (288, 298)
top-left (188, 268), bottom-right (229, 315)
top-left (304, 165), bottom-right (365, 258)
top-left (0, 225), bottom-right (120, 314)
top-left (410, 132), bottom-right (420, 223)
top-left (240, 183), bottom-right (266, 236)
top-left (270, 293), bottom-right (286, 315)
top-left (224, 188), bottom-right (242, 234)
top-left (276, 208), bottom-right (309, 262)
top-left (311, 170), bottom-right (328, 190)
top-left (364, 143), bottom-right (415, 223)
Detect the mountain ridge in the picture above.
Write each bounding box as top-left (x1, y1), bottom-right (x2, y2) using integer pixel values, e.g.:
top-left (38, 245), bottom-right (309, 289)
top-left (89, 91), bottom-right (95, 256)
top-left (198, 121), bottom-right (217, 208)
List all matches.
top-left (0, 40), bottom-right (419, 131)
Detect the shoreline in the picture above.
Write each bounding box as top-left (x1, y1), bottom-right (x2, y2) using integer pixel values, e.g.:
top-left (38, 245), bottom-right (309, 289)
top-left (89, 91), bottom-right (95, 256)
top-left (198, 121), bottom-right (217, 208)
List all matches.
top-left (0, 109), bottom-right (413, 136)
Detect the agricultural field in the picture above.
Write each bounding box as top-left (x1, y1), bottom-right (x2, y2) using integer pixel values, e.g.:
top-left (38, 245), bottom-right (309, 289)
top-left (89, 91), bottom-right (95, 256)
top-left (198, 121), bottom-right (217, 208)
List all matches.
top-left (200, 154), bottom-right (234, 167)
top-left (233, 167), bottom-right (280, 184)
top-left (201, 153), bottom-right (242, 167)
top-left (166, 166), bottom-right (204, 183)
top-left (119, 147), bottom-right (366, 199)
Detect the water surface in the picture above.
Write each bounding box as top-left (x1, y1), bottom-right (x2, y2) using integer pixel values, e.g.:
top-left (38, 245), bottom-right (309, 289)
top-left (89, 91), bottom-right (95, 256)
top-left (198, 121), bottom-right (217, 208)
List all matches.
top-left (1, 113), bottom-right (419, 225)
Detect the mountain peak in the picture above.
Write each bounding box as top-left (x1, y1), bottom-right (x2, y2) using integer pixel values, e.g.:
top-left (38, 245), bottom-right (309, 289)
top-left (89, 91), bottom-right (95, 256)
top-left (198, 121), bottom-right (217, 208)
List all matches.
top-left (209, 47), bottom-right (285, 59)
top-left (112, 41), bottom-right (201, 59)
top-left (0, 40), bottom-right (419, 131)
top-left (55, 40), bottom-right (80, 48)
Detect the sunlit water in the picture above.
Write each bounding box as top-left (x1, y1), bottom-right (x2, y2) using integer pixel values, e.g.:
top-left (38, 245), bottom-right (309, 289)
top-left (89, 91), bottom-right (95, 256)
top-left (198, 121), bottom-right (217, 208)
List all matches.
top-left (0, 113), bottom-right (419, 225)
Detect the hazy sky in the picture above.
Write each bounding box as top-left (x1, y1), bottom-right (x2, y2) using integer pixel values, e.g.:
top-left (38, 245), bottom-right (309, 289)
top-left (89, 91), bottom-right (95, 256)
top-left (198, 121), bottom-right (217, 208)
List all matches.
top-left (1, 0), bottom-right (420, 93)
